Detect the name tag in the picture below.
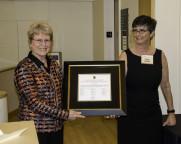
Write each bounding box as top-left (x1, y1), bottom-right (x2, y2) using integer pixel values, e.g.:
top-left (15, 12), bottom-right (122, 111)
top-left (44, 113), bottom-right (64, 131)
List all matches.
top-left (141, 55), bottom-right (153, 64)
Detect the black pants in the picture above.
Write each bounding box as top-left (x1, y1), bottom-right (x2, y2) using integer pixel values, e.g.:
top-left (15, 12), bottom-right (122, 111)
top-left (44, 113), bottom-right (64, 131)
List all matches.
top-left (37, 128), bottom-right (63, 144)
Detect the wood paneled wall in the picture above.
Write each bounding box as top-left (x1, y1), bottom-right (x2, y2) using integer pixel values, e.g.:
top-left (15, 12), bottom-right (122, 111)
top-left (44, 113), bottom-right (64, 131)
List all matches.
top-left (139, 0), bottom-right (151, 16)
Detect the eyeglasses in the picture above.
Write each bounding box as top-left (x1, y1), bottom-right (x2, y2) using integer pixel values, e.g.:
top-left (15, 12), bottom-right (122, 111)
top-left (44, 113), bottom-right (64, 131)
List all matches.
top-left (132, 29), bottom-right (149, 34)
top-left (32, 39), bottom-right (51, 45)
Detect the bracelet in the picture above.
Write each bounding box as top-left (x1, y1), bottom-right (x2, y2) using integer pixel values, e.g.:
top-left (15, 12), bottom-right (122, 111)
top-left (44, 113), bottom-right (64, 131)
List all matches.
top-left (167, 109), bottom-right (175, 114)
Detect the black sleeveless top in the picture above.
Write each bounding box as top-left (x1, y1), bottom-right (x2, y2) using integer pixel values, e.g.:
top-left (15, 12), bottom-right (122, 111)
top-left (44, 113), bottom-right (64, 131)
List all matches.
top-left (125, 48), bottom-right (162, 118)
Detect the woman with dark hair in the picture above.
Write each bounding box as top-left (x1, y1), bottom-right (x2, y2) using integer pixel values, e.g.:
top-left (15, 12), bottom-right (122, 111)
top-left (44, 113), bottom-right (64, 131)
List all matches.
top-left (118, 15), bottom-right (176, 144)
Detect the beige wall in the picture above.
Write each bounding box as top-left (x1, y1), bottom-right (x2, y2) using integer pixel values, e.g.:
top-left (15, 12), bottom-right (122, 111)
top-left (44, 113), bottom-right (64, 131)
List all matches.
top-left (0, 0), bottom-right (107, 113)
top-left (93, 0), bottom-right (104, 60)
top-left (0, 0), bottom-right (94, 70)
top-left (0, 0), bottom-right (95, 113)
top-left (155, 0), bottom-right (181, 114)
top-left (103, 0), bottom-right (115, 60)
top-left (0, 1), bottom-right (19, 70)
top-left (93, 0), bottom-right (115, 60)
top-left (0, 68), bottom-right (19, 113)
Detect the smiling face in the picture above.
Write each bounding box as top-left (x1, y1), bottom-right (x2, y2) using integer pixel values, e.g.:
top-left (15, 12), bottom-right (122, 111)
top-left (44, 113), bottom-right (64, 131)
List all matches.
top-left (27, 22), bottom-right (53, 61)
top-left (131, 15), bottom-right (157, 46)
top-left (30, 32), bottom-right (52, 60)
top-left (132, 25), bottom-right (154, 45)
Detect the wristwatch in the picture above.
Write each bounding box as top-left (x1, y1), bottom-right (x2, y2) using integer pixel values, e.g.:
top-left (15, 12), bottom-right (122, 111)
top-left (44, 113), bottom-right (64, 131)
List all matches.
top-left (167, 109), bottom-right (175, 114)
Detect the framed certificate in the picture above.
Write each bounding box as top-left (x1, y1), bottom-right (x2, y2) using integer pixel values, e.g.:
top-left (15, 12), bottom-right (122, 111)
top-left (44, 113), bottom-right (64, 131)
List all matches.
top-left (63, 61), bottom-right (126, 116)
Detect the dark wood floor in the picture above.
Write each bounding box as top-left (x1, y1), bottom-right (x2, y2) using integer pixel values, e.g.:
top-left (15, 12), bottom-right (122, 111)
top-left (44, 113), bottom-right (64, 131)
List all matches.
top-left (9, 111), bottom-right (117, 144)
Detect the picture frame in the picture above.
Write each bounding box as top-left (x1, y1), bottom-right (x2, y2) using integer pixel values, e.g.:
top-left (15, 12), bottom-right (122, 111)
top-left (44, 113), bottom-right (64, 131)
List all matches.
top-left (63, 61), bottom-right (127, 116)
top-left (48, 52), bottom-right (62, 65)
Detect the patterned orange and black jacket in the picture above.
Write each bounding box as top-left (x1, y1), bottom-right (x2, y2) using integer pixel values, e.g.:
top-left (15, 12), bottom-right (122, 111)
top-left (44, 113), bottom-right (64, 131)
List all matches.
top-left (14, 52), bottom-right (69, 132)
